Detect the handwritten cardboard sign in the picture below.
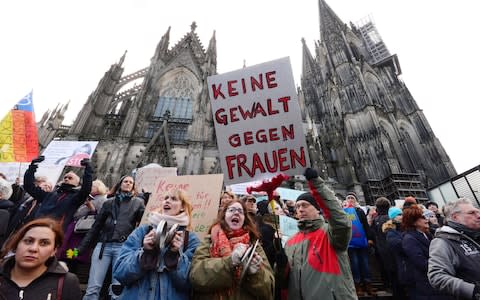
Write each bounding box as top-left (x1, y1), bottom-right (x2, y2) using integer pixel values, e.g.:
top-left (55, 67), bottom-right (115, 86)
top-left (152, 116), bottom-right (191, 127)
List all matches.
top-left (208, 57), bottom-right (310, 185)
top-left (140, 174), bottom-right (224, 239)
top-left (135, 166), bottom-right (177, 193)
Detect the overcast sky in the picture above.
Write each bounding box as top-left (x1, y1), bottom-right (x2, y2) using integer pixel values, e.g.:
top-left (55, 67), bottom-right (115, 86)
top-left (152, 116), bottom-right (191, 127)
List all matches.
top-left (1, 0), bottom-right (478, 174)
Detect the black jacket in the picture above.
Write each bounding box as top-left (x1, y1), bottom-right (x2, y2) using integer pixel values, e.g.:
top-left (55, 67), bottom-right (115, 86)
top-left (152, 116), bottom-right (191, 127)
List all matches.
top-left (24, 164), bottom-right (93, 231)
top-left (78, 194), bottom-right (145, 254)
top-left (0, 256), bottom-right (82, 300)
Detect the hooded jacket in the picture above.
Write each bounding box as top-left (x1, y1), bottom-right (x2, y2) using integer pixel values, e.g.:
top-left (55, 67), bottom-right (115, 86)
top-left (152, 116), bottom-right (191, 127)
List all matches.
top-left (0, 256), bottom-right (82, 300)
top-left (283, 176), bottom-right (356, 300)
top-left (428, 225), bottom-right (480, 299)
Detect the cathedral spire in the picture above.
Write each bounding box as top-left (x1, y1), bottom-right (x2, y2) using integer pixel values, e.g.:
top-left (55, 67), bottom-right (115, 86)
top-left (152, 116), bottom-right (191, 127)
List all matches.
top-left (206, 30), bottom-right (217, 67)
top-left (318, 0), bottom-right (346, 42)
top-left (154, 26), bottom-right (171, 61)
top-left (118, 50), bottom-right (127, 66)
top-left (301, 38), bottom-right (319, 81)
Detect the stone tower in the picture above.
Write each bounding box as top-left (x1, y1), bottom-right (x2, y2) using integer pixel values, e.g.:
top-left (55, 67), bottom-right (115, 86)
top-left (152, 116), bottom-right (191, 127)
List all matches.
top-left (301, 0), bottom-right (456, 203)
top-left (54, 22), bottom-right (219, 187)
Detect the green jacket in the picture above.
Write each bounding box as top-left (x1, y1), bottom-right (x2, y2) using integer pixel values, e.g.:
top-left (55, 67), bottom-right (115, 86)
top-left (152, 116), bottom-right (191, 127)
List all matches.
top-left (190, 235), bottom-right (275, 300)
top-left (284, 176), bottom-right (357, 300)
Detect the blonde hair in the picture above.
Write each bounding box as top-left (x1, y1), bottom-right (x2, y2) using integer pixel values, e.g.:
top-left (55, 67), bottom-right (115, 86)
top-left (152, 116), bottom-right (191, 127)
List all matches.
top-left (92, 179), bottom-right (108, 195)
top-left (156, 189), bottom-right (193, 230)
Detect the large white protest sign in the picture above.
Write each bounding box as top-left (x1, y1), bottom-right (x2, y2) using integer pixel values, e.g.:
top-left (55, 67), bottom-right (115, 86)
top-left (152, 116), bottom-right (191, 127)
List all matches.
top-left (140, 174), bottom-right (223, 239)
top-left (41, 141), bottom-right (98, 167)
top-left (208, 57), bottom-right (310, 185)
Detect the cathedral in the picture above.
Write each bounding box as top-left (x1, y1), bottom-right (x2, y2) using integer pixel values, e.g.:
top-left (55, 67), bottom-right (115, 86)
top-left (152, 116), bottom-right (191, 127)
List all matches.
top-left (38, 1), bottom-right (456, 204)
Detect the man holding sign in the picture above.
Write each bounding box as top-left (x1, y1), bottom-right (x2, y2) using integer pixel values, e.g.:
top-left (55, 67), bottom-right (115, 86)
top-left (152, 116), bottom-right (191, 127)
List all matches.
top-left (208, 57), bottom-right (310, 185)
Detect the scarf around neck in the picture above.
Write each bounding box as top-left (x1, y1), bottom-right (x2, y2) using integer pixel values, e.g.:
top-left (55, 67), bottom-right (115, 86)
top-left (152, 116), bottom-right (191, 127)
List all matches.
top-left (116, 192), bottom-right (132, 202)
top-left (209, 224), bottom-right (250, 258)
top-left (148, 211), bottom-right (189, 228)
top-left (448, 221), bottom-right (480, 241)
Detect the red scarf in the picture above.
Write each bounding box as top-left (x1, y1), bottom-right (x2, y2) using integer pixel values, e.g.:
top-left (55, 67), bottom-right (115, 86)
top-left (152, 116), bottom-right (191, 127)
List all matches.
top-left (210, 224), bottom-right (250, 258)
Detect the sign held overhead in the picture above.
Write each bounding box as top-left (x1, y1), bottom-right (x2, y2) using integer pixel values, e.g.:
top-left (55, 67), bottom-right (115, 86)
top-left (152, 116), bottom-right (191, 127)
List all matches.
top-left (208, 57), bottom-right (310, 185)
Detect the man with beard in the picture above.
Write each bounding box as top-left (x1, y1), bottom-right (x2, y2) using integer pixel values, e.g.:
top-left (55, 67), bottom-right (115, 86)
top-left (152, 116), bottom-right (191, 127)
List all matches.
top-left (428, 198), bottom-right (480, 299)
top-left (23, 156), bottom-right (93, 231)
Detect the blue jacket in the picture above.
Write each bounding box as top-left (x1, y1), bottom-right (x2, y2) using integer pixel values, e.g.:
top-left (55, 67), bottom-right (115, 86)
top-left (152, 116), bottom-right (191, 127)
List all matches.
top-left (113, 224), bottom-right (200, 300)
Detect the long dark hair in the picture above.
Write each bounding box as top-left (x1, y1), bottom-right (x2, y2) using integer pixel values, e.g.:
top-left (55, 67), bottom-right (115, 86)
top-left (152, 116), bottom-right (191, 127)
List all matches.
top-left (209, 199), bottom-right (259, 240)
top-left (1, 218), bottom-right (63, 260)
top-left (108, 175), bottom-right (137, 197)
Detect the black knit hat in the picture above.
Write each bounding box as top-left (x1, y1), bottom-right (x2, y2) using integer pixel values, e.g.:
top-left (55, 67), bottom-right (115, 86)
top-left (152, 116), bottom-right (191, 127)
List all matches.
top-left (296, 192), bottom-right (321, 211)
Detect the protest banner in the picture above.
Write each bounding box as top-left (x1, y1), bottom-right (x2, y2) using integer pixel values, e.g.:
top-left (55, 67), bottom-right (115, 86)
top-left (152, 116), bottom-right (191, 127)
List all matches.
top-left (135, 165), bottom-right (177, 193)
top-left (141, 174), bottom-right (223, 239)
top-left (208, 57), bottom-right (310, 185)
top-left (41, 141), bottom-right (98, 167)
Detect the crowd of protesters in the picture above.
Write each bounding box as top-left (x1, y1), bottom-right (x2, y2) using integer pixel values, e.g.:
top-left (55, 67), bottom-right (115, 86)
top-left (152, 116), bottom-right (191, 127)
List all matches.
top-left (0, 156), bottom-right (479, 300)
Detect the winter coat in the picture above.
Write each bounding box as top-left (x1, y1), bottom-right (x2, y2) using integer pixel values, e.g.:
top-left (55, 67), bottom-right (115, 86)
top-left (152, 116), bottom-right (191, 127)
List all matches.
top-left (372, 213), bottom-right (395, 272)
top-left (0, 256), bottom-right (82, 300)
top-left (402, 230), bottom-right (454, 300)
top-left (190, 234), bottom-right (274, 300)
top-left (113, 224), bottom-right (200, 300)
top-left (24, 163), bottom-right (93, 231)
top-left (428, 226), bottom-right (480, 299)
top-left (385, 224), bottom-right (413, 286)
top-left (78, 194), bottom-right (144, 256)
top-left (283, 176), bottom-right (356, 300)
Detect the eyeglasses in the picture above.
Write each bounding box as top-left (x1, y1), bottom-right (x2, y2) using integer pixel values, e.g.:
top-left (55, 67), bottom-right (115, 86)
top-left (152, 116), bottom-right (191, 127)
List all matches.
top-left (64, 175), bottom-right (73, 180)
top-left (457, 210), bottom-right (480, 216)
top-left (226, 207), bottom-right (244, 215)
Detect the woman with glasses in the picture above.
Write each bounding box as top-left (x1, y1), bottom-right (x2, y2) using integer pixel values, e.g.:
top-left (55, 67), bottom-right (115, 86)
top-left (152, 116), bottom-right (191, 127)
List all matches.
top-left (78, 175), bottom-right (145, 300)
top-left (190, 199), bottom-right (274, 300)
top-left (113, 189), bottom-right (200, 300)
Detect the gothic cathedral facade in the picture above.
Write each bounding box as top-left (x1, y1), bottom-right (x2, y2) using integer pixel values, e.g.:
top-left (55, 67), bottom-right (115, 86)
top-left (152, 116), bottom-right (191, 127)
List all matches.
top-left (38, 2), bottom-right (456, 202)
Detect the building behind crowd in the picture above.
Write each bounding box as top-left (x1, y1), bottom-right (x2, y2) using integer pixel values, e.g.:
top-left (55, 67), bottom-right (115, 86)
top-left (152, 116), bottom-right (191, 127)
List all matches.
top-left (37, 1), bottom-right (456, 204)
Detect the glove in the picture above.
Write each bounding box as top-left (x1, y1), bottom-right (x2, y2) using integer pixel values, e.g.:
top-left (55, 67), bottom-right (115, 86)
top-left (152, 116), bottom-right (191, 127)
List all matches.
top-left (231, 243), bottom-right (247, 266)
top-left (247, 252), bottom-right (263, 274)
top-left (80, 158), bottom-right (90, 167)
top-left (473, 284), bottom-right (480, 300)
top-left (31, 156), bottom-right (45, 164)
top-left (304, 168), bottom-right (318, 181)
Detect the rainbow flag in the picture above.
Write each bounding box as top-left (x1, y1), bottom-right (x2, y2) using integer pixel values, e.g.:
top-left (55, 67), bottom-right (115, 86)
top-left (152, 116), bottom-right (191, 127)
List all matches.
top-left (0, 92), bottom-right (39, 162)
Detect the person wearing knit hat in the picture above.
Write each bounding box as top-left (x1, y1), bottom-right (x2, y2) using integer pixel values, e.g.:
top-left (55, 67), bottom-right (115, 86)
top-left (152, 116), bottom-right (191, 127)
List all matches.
top-left (344, 192), bottom-right (376, 296)
top-left (388, 207), bottom-right (402, 220)
top-left (281, 168), bottom-right (357, 299)
top-left (403, 196), bottom-right (417, 208)
top-left (296, 192), bottom-right (321, 211)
